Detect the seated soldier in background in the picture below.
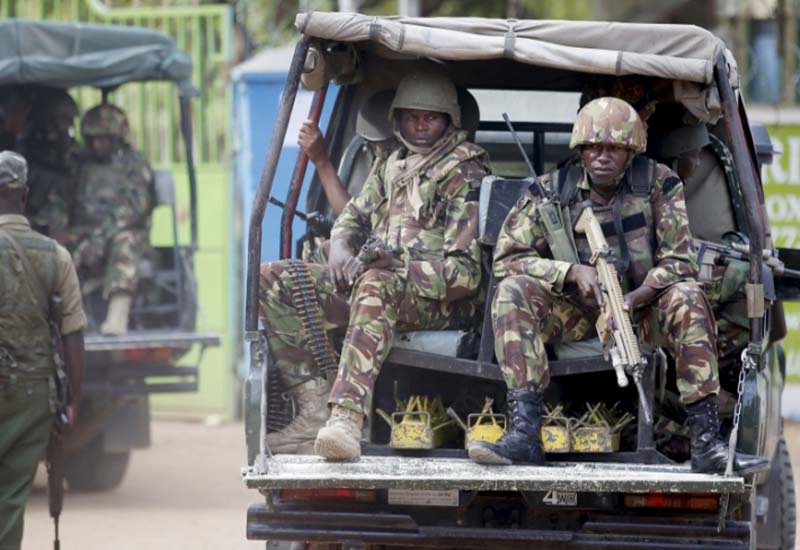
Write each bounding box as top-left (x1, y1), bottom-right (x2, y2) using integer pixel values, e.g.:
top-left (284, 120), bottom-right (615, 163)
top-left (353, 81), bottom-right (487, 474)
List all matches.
top-left (259, 71), bottom-right (488, 457)
top-left (650, 123), bottom-right (736, 243)
top-left (651, 123), bottom-right (749, 378)
top-left (68, 104), bottom-right (155, 336)
top-left (18, 88), bottom-right (80, 237)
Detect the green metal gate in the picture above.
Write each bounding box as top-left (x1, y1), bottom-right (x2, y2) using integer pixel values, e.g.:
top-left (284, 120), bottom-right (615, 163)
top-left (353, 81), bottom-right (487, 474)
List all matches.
top-left (1, 0), bottom-right (238, 418)
top-left (1, 0), bottom-right (231, 165)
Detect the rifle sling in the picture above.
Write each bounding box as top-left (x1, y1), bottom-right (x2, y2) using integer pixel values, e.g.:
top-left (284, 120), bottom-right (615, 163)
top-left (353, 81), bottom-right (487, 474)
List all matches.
top-left (611, 197), bottom-right (631, 275)
top-left (557, 164), bottom-right (583, 205)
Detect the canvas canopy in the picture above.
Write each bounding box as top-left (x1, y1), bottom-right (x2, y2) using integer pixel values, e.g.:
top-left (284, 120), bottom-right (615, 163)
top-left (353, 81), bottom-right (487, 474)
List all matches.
top-left (295, 12), bottom-right (739, 122)
top-left (0, 19), bottom-right (194, 95)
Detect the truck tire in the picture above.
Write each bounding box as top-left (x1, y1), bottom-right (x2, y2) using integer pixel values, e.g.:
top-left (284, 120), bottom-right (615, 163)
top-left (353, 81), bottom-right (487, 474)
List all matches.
top-left (774, 437), bottom-right (796, 550)
top-left (757, 436), bottom-right (796, 550)
top-left (65, 435), bottom-right (131, 492)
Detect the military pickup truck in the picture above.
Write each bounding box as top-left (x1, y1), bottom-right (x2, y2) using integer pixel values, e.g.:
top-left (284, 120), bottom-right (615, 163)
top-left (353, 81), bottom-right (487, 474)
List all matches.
top-left (243, 13), bottom-right (797, 549)
top-left (0, 19), bottom-right (219, 491)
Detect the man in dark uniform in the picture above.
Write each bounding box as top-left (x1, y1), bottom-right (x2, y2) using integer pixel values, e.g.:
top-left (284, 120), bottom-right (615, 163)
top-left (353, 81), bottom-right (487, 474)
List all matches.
top-left (0, 151), bottom-right (86, 550)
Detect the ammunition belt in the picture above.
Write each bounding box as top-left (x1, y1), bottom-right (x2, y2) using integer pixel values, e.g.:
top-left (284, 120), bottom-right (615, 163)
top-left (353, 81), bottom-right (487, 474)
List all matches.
top-left (286, 260), bottom-right (339, 374)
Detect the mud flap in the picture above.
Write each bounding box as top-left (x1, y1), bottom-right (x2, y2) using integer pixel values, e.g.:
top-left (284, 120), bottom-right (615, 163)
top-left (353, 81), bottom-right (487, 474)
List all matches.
top-left (102, 396), bottom-right (150, 452)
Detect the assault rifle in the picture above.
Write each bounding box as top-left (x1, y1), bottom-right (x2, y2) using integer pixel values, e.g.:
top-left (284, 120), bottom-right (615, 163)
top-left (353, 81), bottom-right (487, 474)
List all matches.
top-left (574, 204), bottom-right (653, 424)
top-left (695, 238), bottom-right (800, 280)
top-left (502, 113), bottom-right (579, 263)
top-left (46, 295), bottom-right (67, 550)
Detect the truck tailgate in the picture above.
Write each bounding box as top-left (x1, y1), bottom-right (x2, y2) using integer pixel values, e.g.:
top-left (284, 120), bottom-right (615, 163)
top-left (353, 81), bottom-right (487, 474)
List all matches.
top-left (85, 330), bottom-right (220, 351)
top-left (244, 455), bottom-right (747, 494)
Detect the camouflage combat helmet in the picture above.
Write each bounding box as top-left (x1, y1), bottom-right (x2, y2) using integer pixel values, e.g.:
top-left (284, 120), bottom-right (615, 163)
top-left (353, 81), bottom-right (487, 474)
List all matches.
top-left (81, 104), bottom-right (130, 142)
top-left (389, 71), bottom-right (461, 128)
top-left (357, 89), bottom-right (394, 142)
top-left (569, 97), bottom-right (647, 153)
top-left (0, 150), bottom-right (27, 189)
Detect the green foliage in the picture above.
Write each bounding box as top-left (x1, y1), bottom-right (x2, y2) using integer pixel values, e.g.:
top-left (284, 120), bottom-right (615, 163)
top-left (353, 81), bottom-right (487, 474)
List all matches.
top-left (237, 0), bottom-right (337, 49)
top-left (235, 0), bottom-right (592, 52)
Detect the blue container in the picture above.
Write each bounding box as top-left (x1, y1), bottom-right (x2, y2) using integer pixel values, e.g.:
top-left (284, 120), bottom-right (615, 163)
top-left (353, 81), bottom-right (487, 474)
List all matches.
top-left (232, 45), bottom-right (338, 264)
top-left (231, 45), bottom-right (338, 376)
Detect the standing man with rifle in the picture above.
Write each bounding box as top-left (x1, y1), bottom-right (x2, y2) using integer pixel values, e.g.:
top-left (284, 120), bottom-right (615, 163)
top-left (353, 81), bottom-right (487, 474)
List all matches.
top-left (0, 151), bottom-right (86, 550)
top-left (468, 98), bottom-right (766, 476)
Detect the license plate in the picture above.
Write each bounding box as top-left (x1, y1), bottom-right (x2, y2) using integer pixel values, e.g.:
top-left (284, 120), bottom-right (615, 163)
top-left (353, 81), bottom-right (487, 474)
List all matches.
top-left (387, 489), bottom-right (459, 507)
top-left (541, 490), bottom-right (578, 506)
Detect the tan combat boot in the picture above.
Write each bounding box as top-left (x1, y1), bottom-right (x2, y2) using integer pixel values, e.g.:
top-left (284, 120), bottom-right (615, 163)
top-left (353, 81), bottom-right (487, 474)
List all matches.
top-left (314, 404), bottom-right (364, 461)
top-left (100, 293), bottom-right (132, 336)
top-left (266, 377), bottom-right (333, 454)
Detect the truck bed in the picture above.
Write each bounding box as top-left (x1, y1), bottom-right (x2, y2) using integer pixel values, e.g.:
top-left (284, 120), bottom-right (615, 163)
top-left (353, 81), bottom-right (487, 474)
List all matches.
top-left (244, 455), bottom-right (747, 494)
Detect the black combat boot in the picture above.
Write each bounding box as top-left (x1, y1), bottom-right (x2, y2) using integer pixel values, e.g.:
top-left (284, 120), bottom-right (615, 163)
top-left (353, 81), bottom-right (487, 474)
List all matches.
top-left (686, 394), bottom-right (768, 476)
top-left (468, 389), bottom-right (545, 465)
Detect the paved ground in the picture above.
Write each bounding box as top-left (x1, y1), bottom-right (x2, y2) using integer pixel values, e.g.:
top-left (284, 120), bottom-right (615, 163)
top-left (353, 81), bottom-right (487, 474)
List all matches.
top-left (20, 419), bottom-right (800, 549)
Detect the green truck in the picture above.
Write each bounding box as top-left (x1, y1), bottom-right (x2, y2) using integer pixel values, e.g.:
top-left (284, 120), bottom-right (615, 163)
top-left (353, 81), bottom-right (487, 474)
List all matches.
top-left (0, 19), bottom-right (219, 491)
top-left (243, 13), bottom-right (796, 549)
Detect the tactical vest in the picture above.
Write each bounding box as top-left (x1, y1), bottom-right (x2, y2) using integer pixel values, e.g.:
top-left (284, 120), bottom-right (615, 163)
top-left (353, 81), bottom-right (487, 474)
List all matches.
top-left (0, 227), bottom-right (59, 381)
top-left (550, 155), bottom-right (658, 291)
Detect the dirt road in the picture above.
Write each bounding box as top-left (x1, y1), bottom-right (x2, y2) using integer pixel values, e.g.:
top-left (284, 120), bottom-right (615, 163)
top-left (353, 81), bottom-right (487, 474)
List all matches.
top-left (20, 419), bottom-right (800, 549)
top-left (22, 420), bottom-right (261, 550)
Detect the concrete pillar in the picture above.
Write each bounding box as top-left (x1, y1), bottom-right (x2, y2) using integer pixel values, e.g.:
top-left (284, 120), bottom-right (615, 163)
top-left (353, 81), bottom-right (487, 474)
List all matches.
top-left (398, 0), bottom-right (421, 17)
top-left (338, 0), bottom-right (362, 12)
top-left (779, 0), bottom-right (797, 103)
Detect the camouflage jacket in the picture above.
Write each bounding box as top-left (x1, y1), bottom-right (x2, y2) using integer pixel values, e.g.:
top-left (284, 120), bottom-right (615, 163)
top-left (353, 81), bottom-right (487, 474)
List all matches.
top-left (494, 160), bottom-right (697, 294)
top-left (70, 146), bottom-right (155, 263)
top-left (331, 129), bottom-right (488, 302)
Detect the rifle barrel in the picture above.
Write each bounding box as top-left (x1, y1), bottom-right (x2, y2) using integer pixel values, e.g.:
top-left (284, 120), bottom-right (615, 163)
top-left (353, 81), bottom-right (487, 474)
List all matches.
top-left (502, 113), bottom-right (537, 177)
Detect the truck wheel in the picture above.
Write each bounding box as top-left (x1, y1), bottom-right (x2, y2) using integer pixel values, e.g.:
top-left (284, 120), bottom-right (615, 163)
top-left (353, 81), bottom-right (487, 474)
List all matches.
top-left (65, 435), bottom-right (131, 492)
top-left (757, 436), bottom-right (796, 550)
top-left (774, 437), bottom-right (796, 550)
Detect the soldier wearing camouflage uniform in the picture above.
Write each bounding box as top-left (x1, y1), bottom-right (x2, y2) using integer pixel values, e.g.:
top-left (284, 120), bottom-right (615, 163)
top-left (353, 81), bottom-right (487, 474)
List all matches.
top-left (0, 151), bottom-right (86, 550)
top-left (68, 104), bottom-right (155, 336)
top-left (19, 88), bottom-right (80, 237)
top-left (469, 97), bottom-right (766, 476)
top-left (259, 72), bottom-right (487, 458)
top-left (651, 123), bottom-right (750, 377)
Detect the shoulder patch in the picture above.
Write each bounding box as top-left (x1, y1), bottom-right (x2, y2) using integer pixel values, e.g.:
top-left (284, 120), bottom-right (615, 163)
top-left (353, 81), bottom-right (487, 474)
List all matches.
top-left (454, 141), bottom-right (489, 161)
top-left (662, 175), bottom-right (682, 195)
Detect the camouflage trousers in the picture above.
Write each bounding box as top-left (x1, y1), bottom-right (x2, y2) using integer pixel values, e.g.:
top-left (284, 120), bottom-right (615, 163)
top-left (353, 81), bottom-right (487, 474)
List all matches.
top-left (259, 260), bottom-right (478, 415)
top-left (700, 260), bottom-right (750, 380)
top-left (71, 229), bottom-right (148, 298)
top-left (492, 275), bottom-right (720, 404)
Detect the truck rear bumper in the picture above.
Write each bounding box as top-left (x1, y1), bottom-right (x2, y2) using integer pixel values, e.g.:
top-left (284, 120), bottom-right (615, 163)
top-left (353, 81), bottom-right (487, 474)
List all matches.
top-left (246, 506), bottom-right (751, 549)
top-left (244, 455), bottom-right (747, 494)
